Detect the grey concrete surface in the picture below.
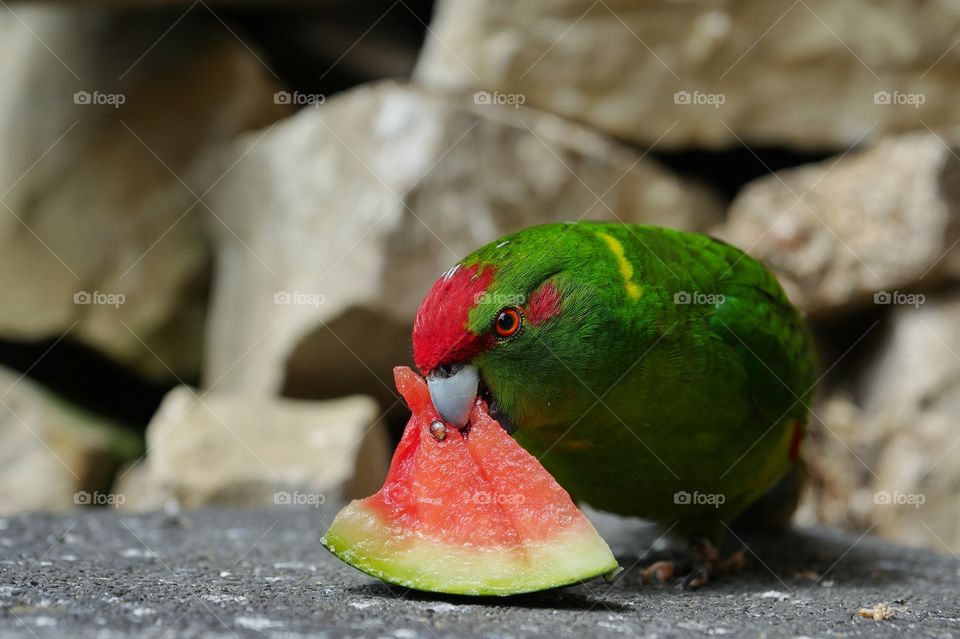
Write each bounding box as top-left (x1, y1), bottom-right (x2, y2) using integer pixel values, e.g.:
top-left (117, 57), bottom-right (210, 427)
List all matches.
top-left (0, 504), bottom-right (958, 638)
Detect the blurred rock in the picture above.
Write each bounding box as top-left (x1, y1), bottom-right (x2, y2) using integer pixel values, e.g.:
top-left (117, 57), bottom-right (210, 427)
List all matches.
top-left (795, 395), bottom-right (879, 533)
top-left (196, 80), bottom-right (721, 410)
top-left (416, 0), bottom-right (960, 150)
top-left (0, 7), bottom-right (288, 380)
top-left (0, 367), bottom-right (141, 514)
top-left (864, 293), bottom-right (960, 552)
top-left (718, 132), bottom-right (960, 316)
top-left (797, 292), bottom-right (960, 552)
top-left (119, 386), bottom-right (389, 509)
top-left (111, 460), bottom-right (158, 512)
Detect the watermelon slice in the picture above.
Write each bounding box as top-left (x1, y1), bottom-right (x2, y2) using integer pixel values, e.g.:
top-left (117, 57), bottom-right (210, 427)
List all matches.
top-left (322, 366), bottom-right (619, 596)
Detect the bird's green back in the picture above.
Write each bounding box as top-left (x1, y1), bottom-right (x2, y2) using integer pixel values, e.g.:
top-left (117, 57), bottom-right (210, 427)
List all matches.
top-left (462, 222), bottom-right (816, 535)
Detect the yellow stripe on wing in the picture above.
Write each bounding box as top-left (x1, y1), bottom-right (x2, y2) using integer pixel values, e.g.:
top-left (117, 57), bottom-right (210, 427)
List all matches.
top-left (596, 232), bottom-right (642, 300)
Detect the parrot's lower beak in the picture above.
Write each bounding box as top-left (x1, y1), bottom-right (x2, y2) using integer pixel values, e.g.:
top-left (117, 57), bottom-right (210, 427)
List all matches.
top-left (426, 364), bottom-right (479, 427)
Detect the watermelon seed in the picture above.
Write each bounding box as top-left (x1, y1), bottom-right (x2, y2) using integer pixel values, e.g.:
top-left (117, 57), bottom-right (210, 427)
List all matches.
top-left (429, 420), bottom-right (447, 441)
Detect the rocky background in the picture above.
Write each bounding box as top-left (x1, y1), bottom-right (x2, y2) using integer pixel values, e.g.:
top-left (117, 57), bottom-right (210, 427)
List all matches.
top-left (2, 0), bottom-right (959, 557)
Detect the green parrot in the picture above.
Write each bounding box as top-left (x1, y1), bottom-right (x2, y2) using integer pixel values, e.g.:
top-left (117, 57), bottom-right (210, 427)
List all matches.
top-left (411, 222), bottom-right (816, 587)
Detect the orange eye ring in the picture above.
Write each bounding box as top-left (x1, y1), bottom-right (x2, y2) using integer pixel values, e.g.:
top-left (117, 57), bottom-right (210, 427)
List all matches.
top-left (493, 307), bottom-right (523, 339)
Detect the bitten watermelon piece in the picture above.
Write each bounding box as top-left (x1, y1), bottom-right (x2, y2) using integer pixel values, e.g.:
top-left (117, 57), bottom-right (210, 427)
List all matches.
top-left (322, 366), bottom-right (619, 596)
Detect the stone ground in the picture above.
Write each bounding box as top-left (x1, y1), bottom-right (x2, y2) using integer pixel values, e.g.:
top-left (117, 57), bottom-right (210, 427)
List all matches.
top-left (0, 504), bottom-right (958, 638)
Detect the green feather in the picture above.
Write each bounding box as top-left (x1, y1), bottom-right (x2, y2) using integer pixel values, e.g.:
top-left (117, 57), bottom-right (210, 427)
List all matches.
top-left (458, 222), bottom-right (816, 539)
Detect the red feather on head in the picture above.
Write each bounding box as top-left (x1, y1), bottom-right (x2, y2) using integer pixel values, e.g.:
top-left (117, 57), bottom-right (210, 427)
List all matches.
top-left (412, 264), bottom-right (495, 374)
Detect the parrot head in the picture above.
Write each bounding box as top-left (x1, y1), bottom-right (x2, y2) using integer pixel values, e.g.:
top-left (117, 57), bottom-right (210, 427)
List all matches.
top-left (412, 228), bottom-right (616, 433)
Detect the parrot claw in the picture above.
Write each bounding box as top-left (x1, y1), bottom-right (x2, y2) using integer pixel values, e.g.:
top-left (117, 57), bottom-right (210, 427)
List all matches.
top-left (639, 540), bottom-right (746, 590)
top-left (678, 542), bottom-right (746, 590)
top-left (681, 566), bottom-right (710, 590)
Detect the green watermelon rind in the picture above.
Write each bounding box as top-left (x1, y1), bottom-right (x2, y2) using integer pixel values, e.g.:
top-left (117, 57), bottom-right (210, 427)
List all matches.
top-left (321, 501), bottom-right (620, 596)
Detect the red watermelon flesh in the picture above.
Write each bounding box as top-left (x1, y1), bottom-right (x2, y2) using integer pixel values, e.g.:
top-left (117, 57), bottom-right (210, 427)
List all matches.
top-left (322, 366), bottom-right (619, 595)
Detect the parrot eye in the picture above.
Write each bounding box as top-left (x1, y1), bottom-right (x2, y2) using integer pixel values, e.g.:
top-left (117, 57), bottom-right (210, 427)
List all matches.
top-left (493, 307), bottom-right (522, 339)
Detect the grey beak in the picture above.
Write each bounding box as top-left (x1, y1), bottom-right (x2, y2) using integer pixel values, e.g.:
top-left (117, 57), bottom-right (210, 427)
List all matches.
top-left (427, 364), bottom-right (479, 427)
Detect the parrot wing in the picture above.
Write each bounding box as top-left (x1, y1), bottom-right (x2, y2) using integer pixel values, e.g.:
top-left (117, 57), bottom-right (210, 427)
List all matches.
top-left (700, 238), bottom-right (816, 426)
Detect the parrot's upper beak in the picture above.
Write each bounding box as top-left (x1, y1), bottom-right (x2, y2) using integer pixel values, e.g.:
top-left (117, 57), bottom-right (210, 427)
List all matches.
top-left (426, 363), bottom-right (479, 427)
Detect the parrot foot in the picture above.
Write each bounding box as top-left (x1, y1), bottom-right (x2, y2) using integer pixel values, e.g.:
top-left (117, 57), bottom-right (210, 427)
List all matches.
top-left (639, 540), bottom-right (746, 590)
top-left (679, 540), bottom-right (746, 590)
